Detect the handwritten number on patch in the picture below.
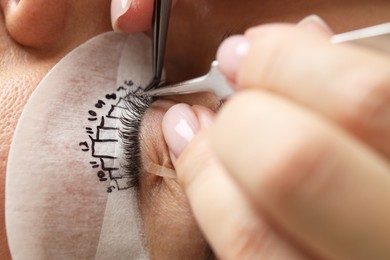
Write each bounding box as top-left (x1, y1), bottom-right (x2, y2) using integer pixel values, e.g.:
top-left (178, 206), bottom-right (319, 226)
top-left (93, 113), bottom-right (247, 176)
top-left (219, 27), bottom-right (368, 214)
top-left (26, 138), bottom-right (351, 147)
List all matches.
top-left (97, 171), bottom-right (108, 182)
top-left (105, 93), bottom-right (117, 100)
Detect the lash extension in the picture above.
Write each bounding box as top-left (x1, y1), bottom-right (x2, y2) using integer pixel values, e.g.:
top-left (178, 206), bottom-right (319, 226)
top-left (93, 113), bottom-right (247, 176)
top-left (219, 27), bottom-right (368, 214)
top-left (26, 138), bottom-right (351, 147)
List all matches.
top-left (119, 92), bottom-right (155, 189)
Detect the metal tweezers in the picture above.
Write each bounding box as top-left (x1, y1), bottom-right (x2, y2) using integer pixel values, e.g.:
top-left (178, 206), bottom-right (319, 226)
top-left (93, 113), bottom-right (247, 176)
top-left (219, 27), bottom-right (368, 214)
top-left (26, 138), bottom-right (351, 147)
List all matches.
top-left (144, 0), bottom-right (173, 91)
top-left (145, 22), bottom-right (390, 99)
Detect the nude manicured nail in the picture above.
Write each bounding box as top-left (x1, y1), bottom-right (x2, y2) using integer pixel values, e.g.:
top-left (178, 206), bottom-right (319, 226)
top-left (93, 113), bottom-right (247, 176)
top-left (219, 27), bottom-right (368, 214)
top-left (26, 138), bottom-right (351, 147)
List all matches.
top-left (297, 14), bottom-right (333, 35)
top-left (111, 0), bottom-right (131, 31)
top-left (216, 35), bottom-right (251, 81)
top-left (163, 104), bottom-right (200, 158)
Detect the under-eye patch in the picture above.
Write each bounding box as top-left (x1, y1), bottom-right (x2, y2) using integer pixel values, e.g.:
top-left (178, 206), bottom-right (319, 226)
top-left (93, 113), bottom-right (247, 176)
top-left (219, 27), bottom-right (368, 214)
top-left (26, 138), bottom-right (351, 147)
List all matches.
top-left (6, 32), bottom-right (152, 259)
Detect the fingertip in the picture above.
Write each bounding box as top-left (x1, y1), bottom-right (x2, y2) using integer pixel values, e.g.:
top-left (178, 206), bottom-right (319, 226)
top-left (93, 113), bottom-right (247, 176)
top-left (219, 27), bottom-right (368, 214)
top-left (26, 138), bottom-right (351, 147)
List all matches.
top-left (111, 0), bottom-right (154, 33)
top-left (162, 103), bottom-right (215, 160)
top-left (297, 15), bottom-right (334, 37)
top-left (110, 0), bottom-right (130, 31)
top-left (216, 35), bottom-right (251, 84)
top-left (111, 0), bottom-right (179, 33)
top-left (162, 103), bottom-right (200, 159)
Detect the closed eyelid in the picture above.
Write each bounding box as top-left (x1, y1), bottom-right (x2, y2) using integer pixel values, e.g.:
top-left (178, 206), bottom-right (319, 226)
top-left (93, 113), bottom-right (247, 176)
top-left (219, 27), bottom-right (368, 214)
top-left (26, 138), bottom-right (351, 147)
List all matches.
top-left (137, 97), bottom-right (220, 258)
top-left (138, 99), bottom-right (177, 184)
top-left (137, 93), bottom-right (221, 185)
top-left (120, 97), bottom-right (177, 189)
top-left (119, 93), bottom-right (154, 188)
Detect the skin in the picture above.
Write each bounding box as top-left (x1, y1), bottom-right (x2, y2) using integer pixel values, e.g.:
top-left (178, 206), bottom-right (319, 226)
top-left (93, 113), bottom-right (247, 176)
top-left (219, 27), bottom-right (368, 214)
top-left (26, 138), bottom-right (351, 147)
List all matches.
top-left (1, 0), bottom-right (390, 259)
top-left (0, 1), bottom-right (112, 258)
top-left (167, 1), bottom-right (390, 260)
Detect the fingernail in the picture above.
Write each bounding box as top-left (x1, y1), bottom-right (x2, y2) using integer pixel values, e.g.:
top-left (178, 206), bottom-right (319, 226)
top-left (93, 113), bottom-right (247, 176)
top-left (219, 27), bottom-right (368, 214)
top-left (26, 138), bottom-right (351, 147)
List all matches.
top-left (216, 35), bottom-right (251, 81)
top-left (297, 15), bottom-right (333, 35)
top-left (111, 0), bottom-right (131, 31)
top-left (162, 104), bottom-right (200, 158)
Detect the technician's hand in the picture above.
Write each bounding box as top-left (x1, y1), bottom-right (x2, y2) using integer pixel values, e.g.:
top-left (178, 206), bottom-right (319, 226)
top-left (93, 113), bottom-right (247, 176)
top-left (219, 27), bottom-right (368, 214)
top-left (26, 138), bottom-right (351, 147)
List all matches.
top-left (162, 16), bottom-right (390, 259)
top-left (111, 0), bottom-right (178, 33)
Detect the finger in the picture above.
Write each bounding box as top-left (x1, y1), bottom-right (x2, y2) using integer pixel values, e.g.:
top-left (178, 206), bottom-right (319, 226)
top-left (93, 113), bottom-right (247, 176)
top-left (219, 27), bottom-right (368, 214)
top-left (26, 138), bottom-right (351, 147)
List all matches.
top-left (111, 0), bottom-right (178, 33)
top-left (213, 90), bottom-right (390, 260)
top-left (237, 24), bottom-right (390, 158)
top-left (216, 16), bottom-right (333, 84)
top-left (162, 104), bottom-right (311, 259)
top-left (296, 15), bottom-right (333, 36)
top-left (175, 132), bottom-right (311, 260)
top-left (111, 0), bottom-right (154, 33)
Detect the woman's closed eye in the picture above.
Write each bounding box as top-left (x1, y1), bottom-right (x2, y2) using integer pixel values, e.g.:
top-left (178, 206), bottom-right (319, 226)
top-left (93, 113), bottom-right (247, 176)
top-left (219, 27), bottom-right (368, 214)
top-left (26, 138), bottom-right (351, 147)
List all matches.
top-left (119, 91), bottom-right (222, 189)
top-left (120, 91), bottom-right (220, 259)
top-left (119, 93), bottom-right (155, 188)
top-left (120, 94), bottom-right (176, 189)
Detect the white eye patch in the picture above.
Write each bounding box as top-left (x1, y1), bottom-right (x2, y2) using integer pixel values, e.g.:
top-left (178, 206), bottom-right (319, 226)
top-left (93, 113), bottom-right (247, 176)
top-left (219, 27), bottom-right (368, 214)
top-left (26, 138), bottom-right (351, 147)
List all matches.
top-left (6, 32), bottom-right (152, 259)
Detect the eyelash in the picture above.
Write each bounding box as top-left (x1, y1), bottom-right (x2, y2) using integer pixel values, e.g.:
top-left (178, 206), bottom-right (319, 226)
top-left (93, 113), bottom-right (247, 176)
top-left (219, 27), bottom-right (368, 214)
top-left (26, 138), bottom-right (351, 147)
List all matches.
top-left (119, 92), bottom-right (155, 189)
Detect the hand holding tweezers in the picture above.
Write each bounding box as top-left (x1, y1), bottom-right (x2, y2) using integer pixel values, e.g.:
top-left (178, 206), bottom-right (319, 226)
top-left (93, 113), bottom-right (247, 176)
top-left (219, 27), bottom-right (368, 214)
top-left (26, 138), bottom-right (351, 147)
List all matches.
top-left (146, 22), bottom-right (390, 99)
top-left (146, 61), bottom-right (234, 98)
